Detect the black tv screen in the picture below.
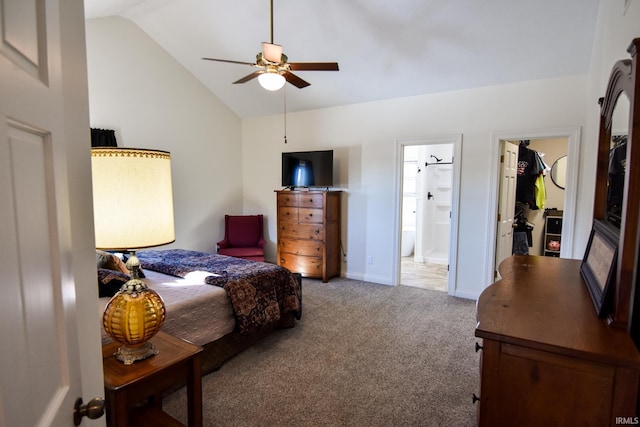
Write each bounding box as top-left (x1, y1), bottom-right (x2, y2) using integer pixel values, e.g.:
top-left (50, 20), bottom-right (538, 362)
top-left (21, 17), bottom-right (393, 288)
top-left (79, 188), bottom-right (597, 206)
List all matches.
top-left (282, 150), bottom-right (333, 188)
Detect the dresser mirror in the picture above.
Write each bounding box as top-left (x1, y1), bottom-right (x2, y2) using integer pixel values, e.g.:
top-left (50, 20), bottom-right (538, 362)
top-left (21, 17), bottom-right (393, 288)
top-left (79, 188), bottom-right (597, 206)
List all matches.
top-left (606, 95), bottom-right (629, 229)
top-left (592, 38), bottom-right (639, 330)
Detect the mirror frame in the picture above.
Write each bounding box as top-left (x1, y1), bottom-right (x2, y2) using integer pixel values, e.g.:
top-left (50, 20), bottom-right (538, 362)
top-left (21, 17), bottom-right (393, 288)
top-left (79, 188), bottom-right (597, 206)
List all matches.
top-left (550, 155), bottom-right (567, 189)
top-left (593, 38), bottom-right (639, 331)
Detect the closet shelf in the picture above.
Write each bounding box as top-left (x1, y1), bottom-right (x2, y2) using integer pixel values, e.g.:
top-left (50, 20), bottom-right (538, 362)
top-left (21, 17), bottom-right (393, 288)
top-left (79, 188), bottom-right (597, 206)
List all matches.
top-left (543, 214), bottom-right (563, 257)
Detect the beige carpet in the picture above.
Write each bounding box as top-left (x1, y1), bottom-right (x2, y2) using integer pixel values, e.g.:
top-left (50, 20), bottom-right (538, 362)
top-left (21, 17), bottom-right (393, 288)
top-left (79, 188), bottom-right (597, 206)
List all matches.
top-left (164, 277), bottom-right (479, 426)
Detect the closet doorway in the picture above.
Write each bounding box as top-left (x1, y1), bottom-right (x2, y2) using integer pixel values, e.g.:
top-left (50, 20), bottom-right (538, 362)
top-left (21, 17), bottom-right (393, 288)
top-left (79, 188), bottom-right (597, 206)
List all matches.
top-left (395, 135), bottom-right (462, 294)
top-left (489, 128), bottom-right (580, 283)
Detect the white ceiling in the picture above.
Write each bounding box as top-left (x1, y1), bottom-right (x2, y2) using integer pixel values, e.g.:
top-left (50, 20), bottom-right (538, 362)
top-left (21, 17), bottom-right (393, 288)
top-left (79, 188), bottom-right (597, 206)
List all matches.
top-left (84, 0), bottom-right (600, 119)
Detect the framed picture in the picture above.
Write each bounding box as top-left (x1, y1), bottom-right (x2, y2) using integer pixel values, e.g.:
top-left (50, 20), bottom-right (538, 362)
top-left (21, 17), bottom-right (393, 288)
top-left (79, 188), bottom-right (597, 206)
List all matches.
top-left (581, 220), bottom-right (619, 317)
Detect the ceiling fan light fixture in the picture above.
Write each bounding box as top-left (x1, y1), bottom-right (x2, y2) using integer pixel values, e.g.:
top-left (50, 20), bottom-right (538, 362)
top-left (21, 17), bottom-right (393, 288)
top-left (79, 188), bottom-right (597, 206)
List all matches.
top-left (258, 71), bottom-right (286, 91)
top-left (202, 0), bottom-right (338, 90)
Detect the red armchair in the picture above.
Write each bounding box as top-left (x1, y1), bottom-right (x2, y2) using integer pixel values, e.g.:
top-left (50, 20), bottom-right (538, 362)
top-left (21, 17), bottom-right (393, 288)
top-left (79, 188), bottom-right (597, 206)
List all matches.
top-left (216, 214), bottom-right (266, 262)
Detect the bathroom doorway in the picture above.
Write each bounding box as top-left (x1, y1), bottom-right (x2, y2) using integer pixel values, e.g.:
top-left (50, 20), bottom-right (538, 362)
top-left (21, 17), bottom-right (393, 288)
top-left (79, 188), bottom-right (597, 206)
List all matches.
top-left (396, 136), bottom-right (461, 293)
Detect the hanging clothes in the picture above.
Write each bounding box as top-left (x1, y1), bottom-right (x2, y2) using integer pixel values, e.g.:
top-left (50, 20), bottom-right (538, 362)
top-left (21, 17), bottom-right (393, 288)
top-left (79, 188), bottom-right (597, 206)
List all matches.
top-left (516, 141), bottom-right (543, 209)
top-left (533, 150), bottom-right (548, 210)
top-left (512, 206), bottom-right (534, 255)
top-left (513, 232), bottom-right (529, 255)
top-left (535, 174), bottom-right (546, 210)
top-left (535, 150), bottom-right (550, 175)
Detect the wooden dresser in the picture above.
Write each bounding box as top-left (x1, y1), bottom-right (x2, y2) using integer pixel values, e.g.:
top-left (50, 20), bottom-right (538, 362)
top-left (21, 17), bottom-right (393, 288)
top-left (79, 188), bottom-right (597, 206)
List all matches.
top-left (276, 190), bottom-right (341, 282)
top-left (475, 255), bottom-right (640, 427)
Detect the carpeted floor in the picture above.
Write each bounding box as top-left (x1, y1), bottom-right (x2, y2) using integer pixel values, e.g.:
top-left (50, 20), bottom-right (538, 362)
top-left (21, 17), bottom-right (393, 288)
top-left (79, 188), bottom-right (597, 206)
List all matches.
top-left (163, 277), bottom-right (479, 426)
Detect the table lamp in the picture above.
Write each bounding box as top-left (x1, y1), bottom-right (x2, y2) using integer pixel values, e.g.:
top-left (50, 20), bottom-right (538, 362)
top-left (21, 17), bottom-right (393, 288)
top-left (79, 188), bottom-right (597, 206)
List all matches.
top-left (91, 147), bottom-right (175, 364)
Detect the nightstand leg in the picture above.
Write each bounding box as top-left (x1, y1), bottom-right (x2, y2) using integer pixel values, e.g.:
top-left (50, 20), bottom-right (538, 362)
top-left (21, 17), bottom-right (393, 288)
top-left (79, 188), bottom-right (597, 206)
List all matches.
top-left (105, 389), bottom-right (129, 427)
top-left (187, 354), bottom-right (203, 427)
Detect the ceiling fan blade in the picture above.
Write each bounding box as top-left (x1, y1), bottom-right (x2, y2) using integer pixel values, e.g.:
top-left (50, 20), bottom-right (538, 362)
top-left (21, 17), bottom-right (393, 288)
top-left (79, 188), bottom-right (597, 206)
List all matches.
top-left (233, 70), bottom-right (264, 84)
top-left (262, 42), bottom-right (283, 63)
top-left (288, 62), bottom-right (339, 71)
top-left (283, 71), bottom-right (310, 88)
top-left (202, 57), bottom-right (256, 66)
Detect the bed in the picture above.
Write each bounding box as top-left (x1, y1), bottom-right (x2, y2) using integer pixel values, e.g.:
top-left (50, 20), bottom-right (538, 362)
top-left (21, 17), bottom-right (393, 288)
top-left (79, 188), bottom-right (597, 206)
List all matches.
top-left (98, 248), bottom-right (302, 374)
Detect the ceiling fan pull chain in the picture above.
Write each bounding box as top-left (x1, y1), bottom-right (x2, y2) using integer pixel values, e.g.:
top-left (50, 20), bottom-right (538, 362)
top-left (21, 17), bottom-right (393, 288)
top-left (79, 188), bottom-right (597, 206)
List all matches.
top-left (283, 85), bottom-right (288, 143)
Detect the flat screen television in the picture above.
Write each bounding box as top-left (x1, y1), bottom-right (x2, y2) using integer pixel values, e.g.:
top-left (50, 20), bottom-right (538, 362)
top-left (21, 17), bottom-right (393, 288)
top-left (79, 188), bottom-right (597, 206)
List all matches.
top-left (282, 150), bottom-right (333, 188)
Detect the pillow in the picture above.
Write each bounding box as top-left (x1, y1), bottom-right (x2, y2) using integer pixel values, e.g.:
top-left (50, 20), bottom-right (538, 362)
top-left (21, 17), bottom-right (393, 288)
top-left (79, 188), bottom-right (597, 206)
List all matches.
top-left (97, 268), bottom-right (129, 298)
top-left (96, 250), bottom-right (129, 275)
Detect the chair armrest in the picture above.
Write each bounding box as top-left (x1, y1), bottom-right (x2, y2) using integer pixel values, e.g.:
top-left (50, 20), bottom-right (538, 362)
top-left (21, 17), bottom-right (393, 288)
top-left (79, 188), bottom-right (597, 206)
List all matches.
top-left (217, 239), bottom-right (229, 250)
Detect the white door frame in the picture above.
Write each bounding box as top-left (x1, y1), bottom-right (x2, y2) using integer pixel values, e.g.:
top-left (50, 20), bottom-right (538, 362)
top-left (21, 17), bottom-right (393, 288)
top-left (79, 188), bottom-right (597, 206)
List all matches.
top-left (484, 127), bottom-right (581, 286)
top-left (393, 135), bottom-right (462, 296)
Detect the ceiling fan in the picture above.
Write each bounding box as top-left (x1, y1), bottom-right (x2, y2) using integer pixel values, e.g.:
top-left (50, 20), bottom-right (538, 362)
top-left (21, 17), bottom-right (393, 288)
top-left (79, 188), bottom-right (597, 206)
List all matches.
top-left (202, 0), bottom-right (339, 91)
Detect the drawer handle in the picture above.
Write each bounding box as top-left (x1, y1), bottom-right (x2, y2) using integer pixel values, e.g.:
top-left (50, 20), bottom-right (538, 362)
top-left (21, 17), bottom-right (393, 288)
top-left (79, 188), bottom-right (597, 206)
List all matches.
top-left (472, 394), bottom-right (480, 404)
top-left (308, 199), bottom-right (313, 203)
top-left (475, 342), bottom-right (483, 352)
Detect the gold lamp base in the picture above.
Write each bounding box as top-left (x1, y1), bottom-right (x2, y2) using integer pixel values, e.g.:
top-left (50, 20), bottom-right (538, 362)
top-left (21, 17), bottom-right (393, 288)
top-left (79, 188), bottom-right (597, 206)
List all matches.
top-left (102, 252), bottom-right (166, 365)
top-left (114, 342), bottom-right (159, 365)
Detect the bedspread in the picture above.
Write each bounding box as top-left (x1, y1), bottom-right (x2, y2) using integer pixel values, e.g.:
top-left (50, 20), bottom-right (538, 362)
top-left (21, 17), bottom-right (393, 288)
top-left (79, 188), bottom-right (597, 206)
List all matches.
top-left (136, 249), bottom-right (302, 334)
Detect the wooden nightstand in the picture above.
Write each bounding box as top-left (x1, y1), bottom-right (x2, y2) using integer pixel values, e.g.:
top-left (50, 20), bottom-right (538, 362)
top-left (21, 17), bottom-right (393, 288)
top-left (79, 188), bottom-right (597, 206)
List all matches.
top-left (102, 331), bottom-right (203, 427)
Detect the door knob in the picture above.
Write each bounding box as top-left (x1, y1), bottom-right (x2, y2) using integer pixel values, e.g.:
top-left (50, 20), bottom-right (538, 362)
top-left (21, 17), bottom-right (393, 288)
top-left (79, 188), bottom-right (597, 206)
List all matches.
top-left (73, 397), bottom-right (105, 425)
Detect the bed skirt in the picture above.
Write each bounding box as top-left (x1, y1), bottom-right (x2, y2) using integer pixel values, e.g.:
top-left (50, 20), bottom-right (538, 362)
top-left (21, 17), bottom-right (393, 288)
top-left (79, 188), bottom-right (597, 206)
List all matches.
top-left (200, 311), bottom-right (298, 375)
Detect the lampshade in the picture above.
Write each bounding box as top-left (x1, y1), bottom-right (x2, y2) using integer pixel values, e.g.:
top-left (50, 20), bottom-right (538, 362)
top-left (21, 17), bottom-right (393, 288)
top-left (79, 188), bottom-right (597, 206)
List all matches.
top-left (258, 71), bottom-right (286, 91)
top-left (92, 148), bottom-right (175, 250)
top-left (91, 147), bottom-right (175, 365)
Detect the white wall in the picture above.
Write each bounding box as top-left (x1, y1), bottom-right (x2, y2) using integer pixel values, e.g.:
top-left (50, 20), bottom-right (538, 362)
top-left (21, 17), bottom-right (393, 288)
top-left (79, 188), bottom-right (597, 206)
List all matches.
top-left (85, 17), bottom-right (243, 253)
top-left (243, 75), bottom-right (587, 297)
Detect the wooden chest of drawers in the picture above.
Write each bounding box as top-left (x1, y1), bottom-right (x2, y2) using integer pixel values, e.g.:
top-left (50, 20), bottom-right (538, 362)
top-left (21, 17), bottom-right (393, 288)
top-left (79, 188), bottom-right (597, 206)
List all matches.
top-left (276, 190), bottom-right (341, 282)
top-left (475, 256), bottom-right (640, 426)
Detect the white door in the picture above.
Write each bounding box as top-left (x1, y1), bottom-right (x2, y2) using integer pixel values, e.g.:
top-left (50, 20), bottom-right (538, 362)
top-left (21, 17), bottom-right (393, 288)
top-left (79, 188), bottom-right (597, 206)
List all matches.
top-left (0, 1), bottom-right (104, 426)
top-left (494, 141), bottom-right (519, 278)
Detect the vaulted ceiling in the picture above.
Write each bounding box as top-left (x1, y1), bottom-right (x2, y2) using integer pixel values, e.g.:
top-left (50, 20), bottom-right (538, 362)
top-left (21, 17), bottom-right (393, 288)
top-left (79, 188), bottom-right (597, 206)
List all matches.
top-left (84, 0), bottom-right (600, 118)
